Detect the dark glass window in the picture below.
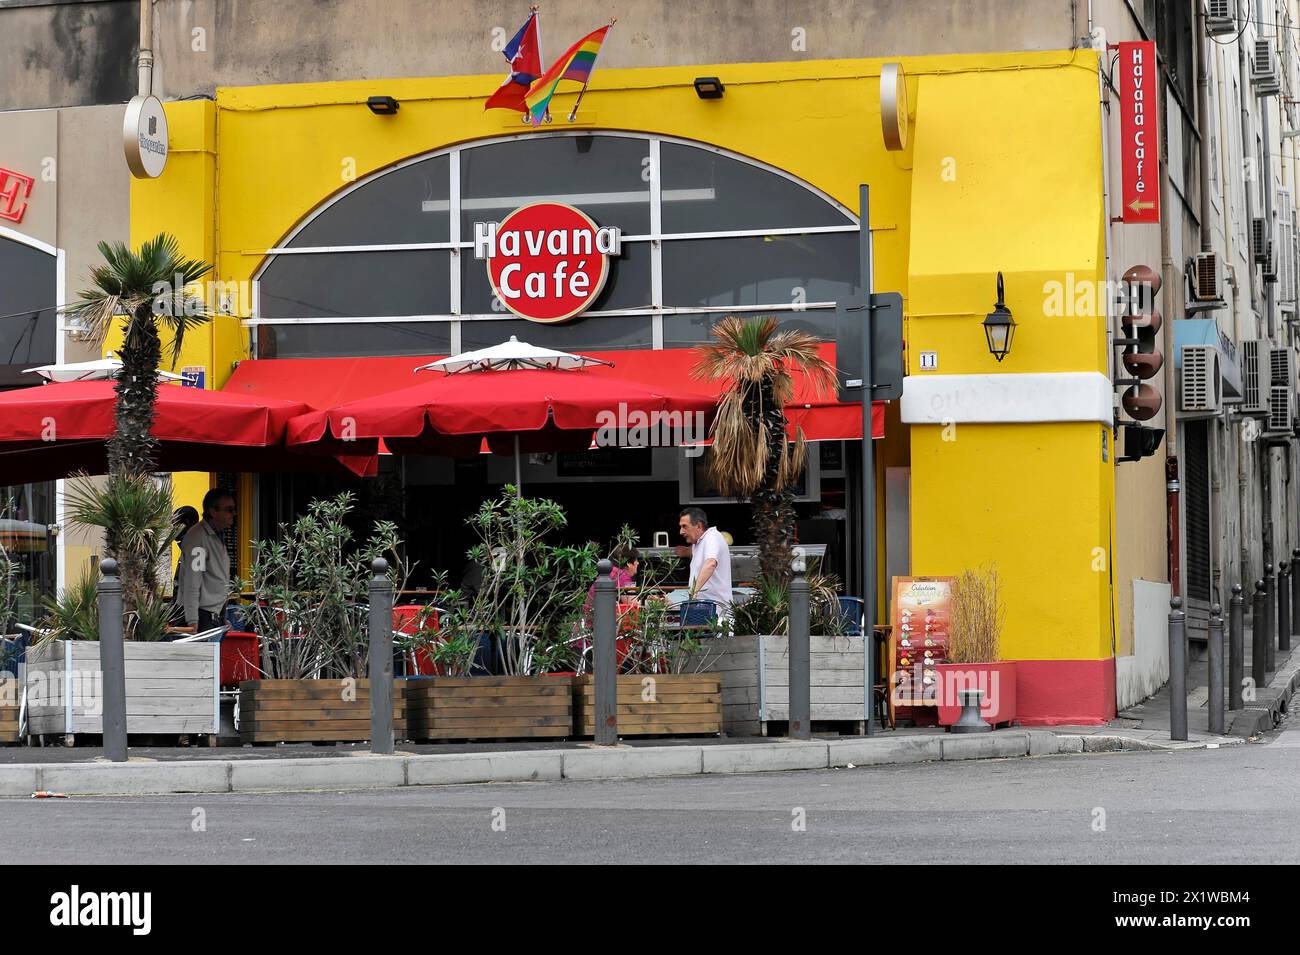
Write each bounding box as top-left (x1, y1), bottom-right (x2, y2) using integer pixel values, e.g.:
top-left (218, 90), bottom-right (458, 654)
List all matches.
top-left (259, 321), bottom-right (452, 358)
top-left (663, 310), bottom-right (838, 348)
top-left (259, 251), bottom-right (450, 318)
top-left (459, 316), bottom-right (652, 351)
top-left (288, 155), bottom-right (450, 247)
top-left (660, 143), bottom-right (853, 233)
top-left (460, 135), bottom-right (651, 235)
top-left (0, 236), bottom-right (56, 386)
top-left (661, 232), bottom-right (859, 308)
top-left (459, 239), bottom-right (651, 314)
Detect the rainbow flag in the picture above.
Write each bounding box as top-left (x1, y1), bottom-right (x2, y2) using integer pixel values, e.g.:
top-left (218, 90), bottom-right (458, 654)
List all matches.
top-left (524, 24), bottom-right (612, 126)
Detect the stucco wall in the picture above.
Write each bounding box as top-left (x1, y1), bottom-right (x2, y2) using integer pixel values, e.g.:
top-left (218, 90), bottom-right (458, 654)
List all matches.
top-left (1, 0), bottom-right (1080, 109)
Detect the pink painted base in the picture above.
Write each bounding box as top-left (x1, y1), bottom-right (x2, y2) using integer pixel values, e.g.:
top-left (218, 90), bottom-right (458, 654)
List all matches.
top-left (935, 662), bottom-right (1018, 727)
top-left (1009, 657), bottom-right (1117, 725)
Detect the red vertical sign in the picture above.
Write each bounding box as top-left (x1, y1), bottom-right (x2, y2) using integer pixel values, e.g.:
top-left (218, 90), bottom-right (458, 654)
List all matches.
top-left (1119, 41), bottom-right (1160, 224)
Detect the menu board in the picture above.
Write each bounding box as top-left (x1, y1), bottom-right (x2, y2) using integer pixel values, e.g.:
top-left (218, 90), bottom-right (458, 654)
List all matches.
top-left (890, 576), bottom-right (956, 709)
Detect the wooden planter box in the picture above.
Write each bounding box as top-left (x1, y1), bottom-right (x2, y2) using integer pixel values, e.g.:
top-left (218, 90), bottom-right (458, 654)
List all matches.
top-left (26, 640), bottom-right (219, 741)
top-left (406, 675), bottom-right (571, 741)
top-left (238, 679), bottom-right (406, 743)
top-left (0, 676), bottom-right (18, 744)
top-left (694, 634), bottom-right (867, 736)
top-left (572, 674), bottom-right (721, 737)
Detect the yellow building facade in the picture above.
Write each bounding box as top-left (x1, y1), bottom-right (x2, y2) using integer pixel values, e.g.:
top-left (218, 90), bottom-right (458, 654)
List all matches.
top-left (130, 48), bottom-right (1127, 723)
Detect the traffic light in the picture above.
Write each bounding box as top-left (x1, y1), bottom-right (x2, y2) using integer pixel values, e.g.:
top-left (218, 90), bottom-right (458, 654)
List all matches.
top-left (1116, 424), bottom-right (1165, 462)
top-left (1114, 264), bottom-right (1163, 423)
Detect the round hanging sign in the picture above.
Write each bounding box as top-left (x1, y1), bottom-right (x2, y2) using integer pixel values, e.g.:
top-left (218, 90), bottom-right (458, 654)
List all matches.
top-left (122, 95), bottom-right (169, 179)
top-left (473, 202), bottom-right (621, 323)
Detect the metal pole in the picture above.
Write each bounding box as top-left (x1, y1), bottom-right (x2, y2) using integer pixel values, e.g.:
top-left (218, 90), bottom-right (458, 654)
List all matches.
top-left (1229, 583), bottom-right (1244, 710)
top-left (1266, 562), bottom-right (1276, 673)
top-left (1253, 579), bottom-right (1267, 693)
top-left (788, 558), bottom-right (810, 740)
top-left (1292, 549), bottom-right (1300, 640)
top-left (1208, 602), bottom-right (1225, 735)
top-left (859, 183), bottom-right (875, 737)
top-left (593, 559), bottom-right (617, 745)
top-left (368, 557), bottom-right (394, 755)
top-left (1280, 560), bottom-right (1292, 653)
top-left (97, 558), bottom-right (128, 762)
top-left (1168, 595), bottom-right (1187, 742)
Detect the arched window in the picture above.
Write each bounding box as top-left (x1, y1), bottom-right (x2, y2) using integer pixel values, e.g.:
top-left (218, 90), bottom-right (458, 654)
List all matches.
top-left (254, 133), bottom-right (859, 358)
top-left (0, 230), bottom-right (57, 384)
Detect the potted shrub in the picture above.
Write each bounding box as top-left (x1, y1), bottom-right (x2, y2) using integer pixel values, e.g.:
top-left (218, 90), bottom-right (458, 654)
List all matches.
top-left (936, 565), bottom-right (1017, 728)
top-left (25, 476), bottom-right (220, 744)
top-left (696, 572), bottom-right (867, 736)
top-left (238, 493), bottom-right (406, 744)
top-left (571, 526), bottom-right (723, 738)
top-left (404, 489), bottom-right (579, 742)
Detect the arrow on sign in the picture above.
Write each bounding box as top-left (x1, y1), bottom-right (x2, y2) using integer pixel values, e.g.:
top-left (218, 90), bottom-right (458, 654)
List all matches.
top-left (1128, 198), bottom-right (1156, 214)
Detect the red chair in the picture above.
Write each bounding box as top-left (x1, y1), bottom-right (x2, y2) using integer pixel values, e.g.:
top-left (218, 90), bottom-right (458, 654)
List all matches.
top-left (394, 604), bottom-right (442, 676)
top-left (221, 632), bottom-right (260, 688)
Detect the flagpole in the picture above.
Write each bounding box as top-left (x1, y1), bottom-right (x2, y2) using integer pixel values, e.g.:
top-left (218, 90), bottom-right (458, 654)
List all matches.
top-left (567, 19), bottom-right (615, 123)
top-left (532, 5), bottom-right (552, 125)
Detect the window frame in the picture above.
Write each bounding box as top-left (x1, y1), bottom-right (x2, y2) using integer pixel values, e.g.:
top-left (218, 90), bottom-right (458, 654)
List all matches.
top-left (249, 131), bottom-right (860, 357)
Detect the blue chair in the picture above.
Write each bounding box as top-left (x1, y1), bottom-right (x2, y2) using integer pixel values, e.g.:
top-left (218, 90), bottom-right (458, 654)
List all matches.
top-left (679, 600), bottom-right (718, 628)
top-left (838, 597), bottom-right (865, 636)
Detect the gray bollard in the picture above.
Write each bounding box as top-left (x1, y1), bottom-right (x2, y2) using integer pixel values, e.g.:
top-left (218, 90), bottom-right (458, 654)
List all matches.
top-left (788, 562), bottom-right (811, 740)
top-left (1266, 562), bottom-right (1276, 673)
top-left (593, 559), bottom-right (618, 745)
top-left (1253, 580), bottom-right (1267, 693)
top-left (368, 557), bottom-right (394, 755)
top-left (1229, 584), bottom-right (1244, 711)
top-left (1168, 596), bottom-right (1187, 742)
top-left (1280, 561), bottom-right (1292, 653)
top-left (97, 558), bottom-right (128, 762)
top-left (949, 688), bottom-right (992, 734)
top-left (1208, 603), bottom-right (1225, 735)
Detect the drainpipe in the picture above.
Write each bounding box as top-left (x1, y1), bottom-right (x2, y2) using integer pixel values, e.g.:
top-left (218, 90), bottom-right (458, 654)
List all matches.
top-left (138, 0), bottom-right (153, 97)
top-left (1159, 64), bottom-right (1181, 598)
top-left (1239, 41), bottom-right (1261, 586)
top-left (1257, 0), bottom-right (1275, 598)
top-left (1196, 3), bottom-right (1222, 602)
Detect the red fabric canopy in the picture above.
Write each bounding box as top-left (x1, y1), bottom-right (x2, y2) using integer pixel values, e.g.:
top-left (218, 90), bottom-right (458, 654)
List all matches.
top-left (285, 367), bottom-right (717, 451)
top-left (0, 381), bottom-right (375, 483)
top-left (228, 344), bottom-right (886, 442)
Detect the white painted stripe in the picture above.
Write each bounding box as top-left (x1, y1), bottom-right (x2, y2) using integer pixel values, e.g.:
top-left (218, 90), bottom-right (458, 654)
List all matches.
top-left (901, 372), bottom-right (1114, 426)
top-left (418, 187), bottom-right (715, 213)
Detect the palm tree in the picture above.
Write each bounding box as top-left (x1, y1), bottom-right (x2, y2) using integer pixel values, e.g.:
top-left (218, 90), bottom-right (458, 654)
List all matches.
top-left (694, 316), bottom-right (838, 585)
top-left (63, 234), bottom-right (212, 477)
top-left (61, 234), bottom-right (212, 607)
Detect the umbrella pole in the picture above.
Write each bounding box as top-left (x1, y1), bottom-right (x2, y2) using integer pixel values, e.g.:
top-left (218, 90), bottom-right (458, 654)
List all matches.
top-left (514, 433), bottom-right (524, 666)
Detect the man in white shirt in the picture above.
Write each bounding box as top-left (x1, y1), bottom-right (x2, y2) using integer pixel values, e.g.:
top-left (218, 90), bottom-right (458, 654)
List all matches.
top-left (678, 506), bottom-right (732, 617)
top-left (179, 489), bottom-right (235, 632)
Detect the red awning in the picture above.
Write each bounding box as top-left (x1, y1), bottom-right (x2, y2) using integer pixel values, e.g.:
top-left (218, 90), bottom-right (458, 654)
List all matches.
top-left (225, 344), bottom-right (886, 441)
top-left (0, 381), bottom-right (376, 482)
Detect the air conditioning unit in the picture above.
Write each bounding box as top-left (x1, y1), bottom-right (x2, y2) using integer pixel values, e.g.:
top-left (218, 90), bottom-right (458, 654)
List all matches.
top-left (1267, 346), bottom-right (1296, 434)
top-left (1253, 217), bottom-right (1270, 262)
top-left (1180, 345), bottom-right (1222, 414)
top-left (1242, 339), bottom-right (1270, 415)
top-left (1265, 241), bottom-right (1279, 282)
top-left (1253, 39), bottom-right (1281, 95)
top-left (1207, 0), bottom-right (1237, 36)
top-left (1189, 251), bottom-right (1225, 302)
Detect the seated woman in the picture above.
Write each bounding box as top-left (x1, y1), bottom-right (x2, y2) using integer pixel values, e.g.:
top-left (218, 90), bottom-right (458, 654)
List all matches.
top-left (584, 545), bottom-right (639, 616)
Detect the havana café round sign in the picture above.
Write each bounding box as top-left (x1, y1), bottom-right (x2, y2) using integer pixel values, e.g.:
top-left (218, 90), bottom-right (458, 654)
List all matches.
top-left (473, 202), bottom-right (621, 323)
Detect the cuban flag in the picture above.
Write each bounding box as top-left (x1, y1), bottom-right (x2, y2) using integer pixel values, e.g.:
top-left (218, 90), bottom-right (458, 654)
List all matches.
top-left (484, 10), bottom-right (543, 113)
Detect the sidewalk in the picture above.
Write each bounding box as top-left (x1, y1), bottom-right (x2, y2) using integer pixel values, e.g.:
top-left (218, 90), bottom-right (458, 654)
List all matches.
top-left (0, 720), bottom-right (1241, 797)
top-left (1115, 620), bottom-right (1300, 739)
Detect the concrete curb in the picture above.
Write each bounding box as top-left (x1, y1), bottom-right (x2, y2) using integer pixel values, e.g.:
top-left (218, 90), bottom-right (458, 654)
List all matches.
top-left (1236, 649), bottom-right (1300, 736)
top-left (0, 728), bottom-right (1239, 797)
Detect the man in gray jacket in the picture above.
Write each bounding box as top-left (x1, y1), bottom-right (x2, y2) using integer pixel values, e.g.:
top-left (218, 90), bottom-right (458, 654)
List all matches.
top-left (179, 488), bottom-right (235, 632)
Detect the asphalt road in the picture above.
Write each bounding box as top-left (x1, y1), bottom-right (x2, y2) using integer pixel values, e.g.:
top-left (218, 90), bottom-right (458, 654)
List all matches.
top-left (5, 725), bottom-right (1300, 864)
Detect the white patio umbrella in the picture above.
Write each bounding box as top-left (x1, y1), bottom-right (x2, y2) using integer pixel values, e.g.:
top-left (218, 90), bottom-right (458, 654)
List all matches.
top-left (24, 351), bottom-right (187, 383)
top-left (416, 335), bottom-right (612, 376)
top-left (415, 336), bottom-right (611, 494)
